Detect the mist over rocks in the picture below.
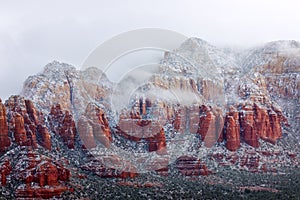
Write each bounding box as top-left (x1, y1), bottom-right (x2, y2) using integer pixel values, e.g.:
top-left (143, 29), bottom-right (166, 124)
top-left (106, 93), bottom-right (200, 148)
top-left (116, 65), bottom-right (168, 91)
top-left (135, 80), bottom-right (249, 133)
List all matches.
top-left (20, 37), bottom-right (299, 166)
top-left (0, 38), bottom-right (298, 198)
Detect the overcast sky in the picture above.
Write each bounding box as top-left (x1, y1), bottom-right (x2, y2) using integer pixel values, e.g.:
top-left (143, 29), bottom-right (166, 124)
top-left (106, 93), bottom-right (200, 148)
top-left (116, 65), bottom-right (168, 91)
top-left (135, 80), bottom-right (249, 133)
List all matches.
top-left (1, 0), bottom-right (300, 100)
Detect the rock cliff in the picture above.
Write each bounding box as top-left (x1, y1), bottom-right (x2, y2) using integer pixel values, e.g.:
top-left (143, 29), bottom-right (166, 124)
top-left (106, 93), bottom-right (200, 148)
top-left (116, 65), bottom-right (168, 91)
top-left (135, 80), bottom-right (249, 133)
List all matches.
top-left (0, 38), bottom-right (298, 199)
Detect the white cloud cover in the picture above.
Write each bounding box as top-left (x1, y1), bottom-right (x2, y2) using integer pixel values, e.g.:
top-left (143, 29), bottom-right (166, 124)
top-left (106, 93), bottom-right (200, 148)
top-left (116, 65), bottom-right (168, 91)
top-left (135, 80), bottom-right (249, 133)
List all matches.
top-left (1, 0), bottom-right (300, 99)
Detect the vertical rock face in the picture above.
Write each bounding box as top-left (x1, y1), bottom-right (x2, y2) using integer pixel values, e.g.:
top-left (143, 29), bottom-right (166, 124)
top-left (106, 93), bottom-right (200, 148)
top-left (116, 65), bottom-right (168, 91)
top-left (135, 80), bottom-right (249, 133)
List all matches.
top-left (0, 39), bottom-right (296, 199)
top-left (224, 106), bottom-right (240, 151)
top-left (13, 113), bottom-right (28, 146)
top-left (91, 105), bottom-right (112, 147)
top-left (0, 99), bottom-right (10, 152)
top-left (5, 96), bottom-right (51, 150)
top-left (201, 79), bottom-right (224, 104)
top-left (118, 112), bottom-right (167, 153)
top-left (148, 128), bottom-right (166, 153)
top-left (239, 104), bottom-right (259, 147)
top-left (77, 117), bottom-right (96, 149)
top-left (0, 97), bottom-right (72, 198)
top-left (198, 105), bottom-right (214, 144)
top-left (198, 105), bottom-right (224, 147)
top-left (117, 96), bottom-right (285, 152)
top-left (237, 103), bottom-right (286, 148)
top-left (77, 103), bottom-right (112, 149)
top-left (253, 104), bottom-right (270, 139)
top-left (25, 100), bottom-right (39, 124)
top-left (253, 104), bottom-right (283, 143)
top-left (117, 98), bottom-right (167, 153)
top-left (48, 104), bottom-right (76, 149)
top-left (168, 104), bottom-right (224, 147)
top-left (37, 125), bottom-right (51, 150)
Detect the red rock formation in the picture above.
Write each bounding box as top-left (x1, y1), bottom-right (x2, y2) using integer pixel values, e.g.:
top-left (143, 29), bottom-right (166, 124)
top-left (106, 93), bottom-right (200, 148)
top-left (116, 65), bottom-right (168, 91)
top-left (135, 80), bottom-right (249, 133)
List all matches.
top-left (92, 106), bottom-right (112, 147)
top-left (37, 162), bottom-right (59, 187)
top-left (173, 106), bottom-right (200, 134)
top-left (224, 106), bottom-right (240, 151)
top-left (77, 117), bottom-right (96, 149)
top-left (176, 156), bottom-right (211, 176)
top-left (115, 97), bottom-right (168, 153)
top-left (0, 159), bottom-right (12, 186)
top-left (268, 110), bottom-right (282, 141)
top-left (14, 149), bottom-right (71, 198)
top-left (198, 105), bottom-right (223, 147)
top-left (253, 103), bottom-right (271, 139)
top-left (117, 97), bottom-right (284, 152)
top-left (25, 100), bottom-right (39, 124)
top-left (0, 99), bottom-right (10, 152)
top-left (239, 104), bottom-right (259, 147)
top-left (37, 125), bottom-right (51, 150)
top-left (148, 128), bottom-right (166, 153)
top-left (77, 103), bottom-right (112, 149)
top-left (14, 113), bottom-right (28, 146)
top-left (198, 105), bottom-right (213, 140)
top-left (238, 103), bottom-right (285, 148)
top-left (5, 96), bottom-right (51, 150)
top-left (23, 115), bottom-right (38, 149)
top-left (118, 110), bottom-right (167, 152)
top-left (48, 104), bottom-right (76, 148)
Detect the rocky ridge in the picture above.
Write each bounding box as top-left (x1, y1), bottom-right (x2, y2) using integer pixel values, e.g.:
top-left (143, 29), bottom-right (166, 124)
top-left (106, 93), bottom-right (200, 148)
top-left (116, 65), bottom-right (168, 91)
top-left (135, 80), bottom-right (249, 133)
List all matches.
top-left (0, 38), bottom-right (298, 198)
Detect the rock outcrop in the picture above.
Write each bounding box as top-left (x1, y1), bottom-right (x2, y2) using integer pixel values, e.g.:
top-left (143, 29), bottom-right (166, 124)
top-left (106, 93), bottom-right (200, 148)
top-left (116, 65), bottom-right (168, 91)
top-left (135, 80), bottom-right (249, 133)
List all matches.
top-left (37, 125), bottom-right (52, 150)
top-left (48, 104), bottom-right (76, 148)
top-left (0, 38), bottom-right (298, 199)
top-left (238, 103), bottom-right (286, 147)
top-left (117, 105), bottom-right (167, 153)
top-left (77, 103), bottom-right (112, 149)
top-left (0, 99), bottom-right (10, 153)
top-left (198, 105), bottom-right (224, 147)
top-left (14, 149), bottom-right (71, 199)
top-left (5, 96), bottom-right (51, 150)
top-left (224, 106), bottom-right (240, 151)
top-left (13, 113), bottom-right (29, 146)
top-left (176, 156), bottom-right (211, 176)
